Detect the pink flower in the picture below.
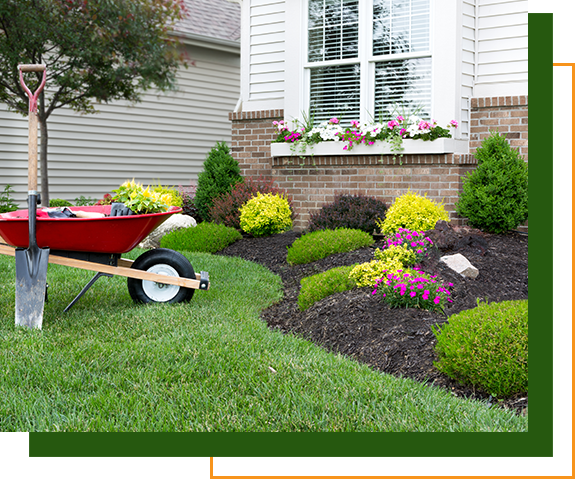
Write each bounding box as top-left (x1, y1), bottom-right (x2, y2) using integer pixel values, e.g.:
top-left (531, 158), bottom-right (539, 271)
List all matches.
top-left (410, 291), bottom-right (416, 297)
top-left (397, 116), bottom-right (405, 122)
top-left (329, 117), bottom-right (339, 124)
top-left (450, 120), bottom-right (459, 128)
top-left (422, 290), bottom-right (430, 300)
top-left (434, 296), bottom-right (441, 304)
top-left (350, 120), bottom-right (360, 127)
top-left (399, 128), bottom-right (408, 136)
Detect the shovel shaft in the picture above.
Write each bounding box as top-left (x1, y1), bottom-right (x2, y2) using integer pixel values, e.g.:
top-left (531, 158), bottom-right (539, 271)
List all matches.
top-left (28, 111), bottom-right (39, 191)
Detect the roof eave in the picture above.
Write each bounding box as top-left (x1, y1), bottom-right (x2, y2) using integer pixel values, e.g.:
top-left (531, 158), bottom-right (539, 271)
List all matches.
top-left (172, 31), bottom-right (240, 54)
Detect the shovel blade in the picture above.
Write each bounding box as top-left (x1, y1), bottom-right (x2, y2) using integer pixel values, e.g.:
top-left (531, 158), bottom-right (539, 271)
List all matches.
top-left (15, 247), bottom-right (50, 329)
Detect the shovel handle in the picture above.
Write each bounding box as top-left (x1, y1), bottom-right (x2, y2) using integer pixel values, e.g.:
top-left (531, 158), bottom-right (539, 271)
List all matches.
top-left (18, 64), bottom-right (47, 192)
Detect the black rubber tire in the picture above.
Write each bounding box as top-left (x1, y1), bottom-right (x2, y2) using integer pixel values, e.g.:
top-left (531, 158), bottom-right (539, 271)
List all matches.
top-left (127, 248), bottom-right (195, 304)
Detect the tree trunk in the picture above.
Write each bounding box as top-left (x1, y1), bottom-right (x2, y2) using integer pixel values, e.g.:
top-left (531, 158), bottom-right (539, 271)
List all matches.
top-left (38, 98), bottom-right (49, 206)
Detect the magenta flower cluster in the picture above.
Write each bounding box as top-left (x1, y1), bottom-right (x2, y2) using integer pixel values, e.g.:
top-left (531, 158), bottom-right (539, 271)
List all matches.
top-left (383, 227), bottom-right (434, 261)
top-left (372, 268), bottom-right (453, 312)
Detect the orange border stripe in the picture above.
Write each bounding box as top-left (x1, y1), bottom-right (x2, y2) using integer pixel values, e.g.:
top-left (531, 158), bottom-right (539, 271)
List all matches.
top-left (209, 62), bottom-right (575, 479)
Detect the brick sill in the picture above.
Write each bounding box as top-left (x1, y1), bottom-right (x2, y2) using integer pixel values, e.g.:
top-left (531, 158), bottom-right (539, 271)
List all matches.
top-left (271, 138), bottom-right (457, 157)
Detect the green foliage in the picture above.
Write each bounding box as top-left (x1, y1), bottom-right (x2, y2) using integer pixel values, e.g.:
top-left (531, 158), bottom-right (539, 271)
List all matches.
top-left (287, 228), bottom-right (373, 265)
top-left (194, 142), bottom-right (243, 221)
top-left (112, 179), bottom-right (171, 214)
top-left (380, 190), bottom-right (449, 234)
top-left (209, 176), bottom-right (294, 230)
top-left (240, 192), bottom-right (293, 238)
top-left (298, 265), bottom-right (357, 311)
top-left (160, 222), bottom-right (242, 254)
top-left (432, 299), bottom-right (528, 398)
top-left (74, 195), bottom-right (98, 206)
top-left (48, 198), bottom-right (73, 207)
top-left (150, 182), bottom-right (183, 208)
top-left (0, 185), bottom-right (19, 212)
top-left (456, 131), bottom-right (528, 234)
top-left (308, 193), bottom-right (389, 234)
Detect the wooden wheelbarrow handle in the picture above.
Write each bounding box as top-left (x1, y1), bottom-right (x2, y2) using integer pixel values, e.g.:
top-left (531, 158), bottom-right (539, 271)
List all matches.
top-left (18, 64), bottom-right (46, 72)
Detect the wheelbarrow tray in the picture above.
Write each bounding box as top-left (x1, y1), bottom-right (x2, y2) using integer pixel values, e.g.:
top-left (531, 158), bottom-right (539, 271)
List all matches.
top-left (0, 205), bottom-right (181, 254)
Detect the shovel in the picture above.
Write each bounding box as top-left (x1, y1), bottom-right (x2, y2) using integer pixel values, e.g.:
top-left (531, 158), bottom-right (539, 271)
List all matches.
top-left (14, 64), bottom-right (49, 329)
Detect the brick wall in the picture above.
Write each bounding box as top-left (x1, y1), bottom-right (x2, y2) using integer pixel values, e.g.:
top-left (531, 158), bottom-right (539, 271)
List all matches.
top-left (470, 95), bottom-right (528, 161)
top-left (230, 99), bottom-right (527, 232)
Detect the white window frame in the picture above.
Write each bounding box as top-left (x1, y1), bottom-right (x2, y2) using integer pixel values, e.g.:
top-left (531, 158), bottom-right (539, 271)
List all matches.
top-left (284, 0), bottom-right (465, 144)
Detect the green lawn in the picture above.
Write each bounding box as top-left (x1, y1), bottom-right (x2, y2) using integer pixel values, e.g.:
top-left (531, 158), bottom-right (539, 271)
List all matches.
top-left (0, 250), bottom-right (527, 432)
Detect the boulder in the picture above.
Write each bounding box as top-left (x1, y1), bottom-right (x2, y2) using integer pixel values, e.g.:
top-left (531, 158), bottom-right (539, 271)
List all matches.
top-left (440, 253), bottom-right (479, 278)
top-left (139, 214), bottom-right (196, 249)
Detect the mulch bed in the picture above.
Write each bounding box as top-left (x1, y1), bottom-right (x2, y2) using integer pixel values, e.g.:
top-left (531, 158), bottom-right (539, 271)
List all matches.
top-left (216, 227), bottom-right (528, 415)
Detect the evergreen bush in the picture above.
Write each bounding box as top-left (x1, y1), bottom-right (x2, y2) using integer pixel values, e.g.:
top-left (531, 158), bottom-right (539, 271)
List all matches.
top-left (432, 299), bottom-right (528, 398)
top-left (456, 131), bottom-right (528, 234)
top-left (160, 222), bottom-right (242, 253)
top-left (240, 192), bottom-right (293, 237)
top-left (193, 141), bottom-right (243, 221)
top-left (308, 193), bottom-right (389, 234)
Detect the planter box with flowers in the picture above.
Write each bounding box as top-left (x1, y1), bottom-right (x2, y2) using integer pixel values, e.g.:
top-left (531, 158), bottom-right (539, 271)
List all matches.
top-left (270, 116), bottom-right (460, 159)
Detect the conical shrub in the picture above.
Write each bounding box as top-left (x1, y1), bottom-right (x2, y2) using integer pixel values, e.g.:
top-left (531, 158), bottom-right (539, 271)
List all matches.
top-left (456, 131), bottom-right (528, 234)
top-left (194, 141), bottom-right (243, 221)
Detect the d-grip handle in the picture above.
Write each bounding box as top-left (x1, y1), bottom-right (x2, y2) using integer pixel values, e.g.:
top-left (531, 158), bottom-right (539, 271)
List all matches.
top-left (18, 64), bottom-right (47, 192)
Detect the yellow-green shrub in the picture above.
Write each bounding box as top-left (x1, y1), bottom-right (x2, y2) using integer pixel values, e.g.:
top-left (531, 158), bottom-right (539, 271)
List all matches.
top-left (151, 183), bottom-right (183, 208)
top-left (349, 245), bottom-right (416, 288)
top-left (379, 190), bottom-right (449, 234)
top-left (240, 192), bottom-right (293, 237)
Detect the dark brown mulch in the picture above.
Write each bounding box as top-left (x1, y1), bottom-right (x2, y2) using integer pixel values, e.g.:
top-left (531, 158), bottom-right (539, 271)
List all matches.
top-left (216, 228), bottom-right (528, 415)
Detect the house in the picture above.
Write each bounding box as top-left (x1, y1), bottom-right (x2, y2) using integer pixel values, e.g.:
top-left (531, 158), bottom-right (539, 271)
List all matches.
top-left (0, 0), bottom-right (241, 209)
top-left (229, 0), bottom-right (528, 229)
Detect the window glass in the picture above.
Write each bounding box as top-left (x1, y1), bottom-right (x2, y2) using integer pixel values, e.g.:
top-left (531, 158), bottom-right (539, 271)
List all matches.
top-left (309, 64), bottom-right (361, 122)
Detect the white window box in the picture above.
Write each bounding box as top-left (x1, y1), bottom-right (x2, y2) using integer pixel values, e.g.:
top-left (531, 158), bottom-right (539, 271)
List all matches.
top-left (271, 138), bottom-right (459, 158)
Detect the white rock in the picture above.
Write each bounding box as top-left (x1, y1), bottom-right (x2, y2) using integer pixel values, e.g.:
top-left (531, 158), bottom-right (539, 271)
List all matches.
top-left (440, 253), bottom-right (479, 278)
top-left (139, 214), bottom-right (196, 249)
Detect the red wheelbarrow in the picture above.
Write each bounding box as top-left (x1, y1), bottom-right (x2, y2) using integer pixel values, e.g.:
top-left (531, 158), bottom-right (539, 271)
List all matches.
top-left (0, 204), bottom-right (210, 312)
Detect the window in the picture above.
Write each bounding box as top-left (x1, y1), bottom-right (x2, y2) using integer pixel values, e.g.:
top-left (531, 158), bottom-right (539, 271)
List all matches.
top-left (306, 0), bottom-right (431, 124)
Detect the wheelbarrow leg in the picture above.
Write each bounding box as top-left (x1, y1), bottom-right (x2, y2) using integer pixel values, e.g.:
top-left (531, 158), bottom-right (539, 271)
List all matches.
top-left (63, 272), bottom-right (111, 313)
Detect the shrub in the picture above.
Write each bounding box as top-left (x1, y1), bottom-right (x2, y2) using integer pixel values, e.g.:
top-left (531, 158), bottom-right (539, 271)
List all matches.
top-left (74, 195), bottom-right (98, 206)
top-left (308, 193), bottom-right (389, 234)
top-left (48, 198), bottom-right (73, 208)
top-left (194, 141), bottom-right (243, 221)
top-left (456, 131), bottom-right (528, 234)
top-left (96, 193), bottom-right (113, 206)
top-left (240, 192), bottom-right (293, 237)
top-left (150, 182), bottom-right (183, 208)
top-left (160, 222), bottom-right (242, 253)
top-left (178, 183), bottom-right (201, 221)
top-left (298, 265), bottom-right (357, 311)
top-left (379, 190), bottom-right (449, 235)
top-left (209, 176), bottom-right (295, 230)
top-left (287, 228), bottom-right (373, 265)
top-left (381, 227), bottom-right (435, 265)
top-left (432, 299), bottom-right (528, 398)
top-left (348, 245), bottom-right (416, 288)
top-left (374, 268), bottom-right (453, 313)
top-left (0, 185), bottom-right (18, 212)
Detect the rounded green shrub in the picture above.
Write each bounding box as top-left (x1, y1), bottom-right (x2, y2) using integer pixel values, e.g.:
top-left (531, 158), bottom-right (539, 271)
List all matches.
top-left (455, 131), bottom-right (528, 234)
top-left (287, 228), bottom-right (373, 265)
top-left (380, 190), bottom-right (449, 235)
top-left (160, 222), bottom-right (242, 253)
top-left (240, 192), bottom-right (293, 237)
top-left (298, 265), bottom-right (357, 311)
top-left (432, 299), bottom-right (528, 398)
top-left (49, 198), bottom-right (73, 207)
top-left (194, 141), bottom-right (243, 221)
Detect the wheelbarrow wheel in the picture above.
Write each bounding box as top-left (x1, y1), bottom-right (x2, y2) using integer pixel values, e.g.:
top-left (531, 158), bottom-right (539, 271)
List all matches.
top-left (127, 249), bottom-right (195, 304)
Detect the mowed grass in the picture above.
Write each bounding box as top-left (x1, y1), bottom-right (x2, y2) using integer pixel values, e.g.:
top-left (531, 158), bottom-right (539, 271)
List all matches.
top-left (0, 250), bottom-right (527, 432)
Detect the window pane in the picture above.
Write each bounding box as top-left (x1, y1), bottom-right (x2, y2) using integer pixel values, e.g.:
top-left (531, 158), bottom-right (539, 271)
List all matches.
top-left (310, 64), bottom-right (361, 123)
top-left (374, 57), bottom-right (431, 120)
top-left (372, 0), bottom-right (430, 56)
top-left (308, 0), bottom-right (359, 62)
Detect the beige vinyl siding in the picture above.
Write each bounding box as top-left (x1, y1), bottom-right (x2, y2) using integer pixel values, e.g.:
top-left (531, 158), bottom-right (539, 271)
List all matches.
top-left (0, 44), bottom-right (239, 209)
top-left (475, 0), bottom-right (528, 96)
top-left (248, 0), bottom-right (285, 101)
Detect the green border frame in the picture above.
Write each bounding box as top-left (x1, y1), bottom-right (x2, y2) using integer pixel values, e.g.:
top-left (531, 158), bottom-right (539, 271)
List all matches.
top-left (29, 13), bottom-right (553, 458)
